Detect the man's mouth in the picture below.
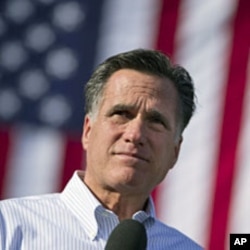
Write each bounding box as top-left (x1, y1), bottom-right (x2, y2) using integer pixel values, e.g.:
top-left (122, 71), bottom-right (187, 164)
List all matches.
top-left (114, 152), bottom-right (149, 163)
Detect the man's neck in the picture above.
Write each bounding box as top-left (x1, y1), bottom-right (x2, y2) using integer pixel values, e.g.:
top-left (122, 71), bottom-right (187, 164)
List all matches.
top-left (82, 173), bottom-right (149, 220)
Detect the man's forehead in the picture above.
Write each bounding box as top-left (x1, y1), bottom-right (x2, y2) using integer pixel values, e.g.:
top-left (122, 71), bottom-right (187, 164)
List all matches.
top-left (105, 69), bottom-right (176, 95)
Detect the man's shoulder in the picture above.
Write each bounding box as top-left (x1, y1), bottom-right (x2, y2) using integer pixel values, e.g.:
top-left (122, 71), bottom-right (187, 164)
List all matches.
top-left (1, 193), bottom-right (60, 206)
top-left (0, 193), bottom-right (62, 219)
top-left (147, 218), bottom-right (203, 249)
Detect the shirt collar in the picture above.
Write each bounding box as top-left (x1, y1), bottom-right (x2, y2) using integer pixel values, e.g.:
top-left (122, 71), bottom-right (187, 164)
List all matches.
top-left (60, 170), bottom-right (156, 240)
top-left (60, 170), bottom-right (101, 240)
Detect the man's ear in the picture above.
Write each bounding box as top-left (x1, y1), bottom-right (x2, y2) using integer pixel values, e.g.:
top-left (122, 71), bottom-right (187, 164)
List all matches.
top-left (82, 115), bottom-right (92, 150)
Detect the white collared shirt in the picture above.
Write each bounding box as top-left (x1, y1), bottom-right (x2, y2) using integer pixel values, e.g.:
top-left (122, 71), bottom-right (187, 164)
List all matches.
top-left (0, 171), bottom-right (203, 249)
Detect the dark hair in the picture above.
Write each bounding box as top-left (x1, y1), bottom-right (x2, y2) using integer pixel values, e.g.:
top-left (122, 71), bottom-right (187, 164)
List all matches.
top-left (84, 49), bottom-right (196, 133)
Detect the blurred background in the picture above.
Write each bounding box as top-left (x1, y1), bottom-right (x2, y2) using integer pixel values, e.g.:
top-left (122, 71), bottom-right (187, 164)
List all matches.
top-left (0, 0), bottom-right (249, 249)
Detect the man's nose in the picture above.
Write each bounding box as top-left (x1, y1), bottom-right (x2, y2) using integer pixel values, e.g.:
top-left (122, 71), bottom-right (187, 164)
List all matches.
top-left (123, 117), bottom-right (146, 146)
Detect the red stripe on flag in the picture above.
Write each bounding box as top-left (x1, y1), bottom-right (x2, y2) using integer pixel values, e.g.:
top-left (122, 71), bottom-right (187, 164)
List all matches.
top-left (155, 0), bottom-right (181, 58)
top-left (152, 0), bottom-right (181, 212)
top-left (59, 133), bottom-right (84, 191)
top-left (0, 127), bottom-right (11, 199)
top-left (208, 1), bottom-right (250, 249)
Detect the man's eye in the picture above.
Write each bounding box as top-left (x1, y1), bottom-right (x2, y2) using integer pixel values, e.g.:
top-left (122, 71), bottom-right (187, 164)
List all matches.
top-left (113, 110), bottom-right (132, 118)
top-left (108, 110), bottom-right (134, 124)
top-left (149, 116), bottom-right (162, 124)
top-left (148, 117), bottom-right (167, 130)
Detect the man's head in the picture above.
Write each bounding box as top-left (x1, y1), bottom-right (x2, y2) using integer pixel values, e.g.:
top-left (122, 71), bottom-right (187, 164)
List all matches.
top-left (84, 49), bottom-right (196, 136)
top-left (82, 49), bottom-right (196, 197)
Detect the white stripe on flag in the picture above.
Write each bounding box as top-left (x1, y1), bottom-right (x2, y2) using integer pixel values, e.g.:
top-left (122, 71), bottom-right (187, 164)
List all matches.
top-left (4, 125), bottom-right (65, 198)
top-left (157, 0), bottom-right (237, 246)
top-left (94, 0), bottom-right (161, 64)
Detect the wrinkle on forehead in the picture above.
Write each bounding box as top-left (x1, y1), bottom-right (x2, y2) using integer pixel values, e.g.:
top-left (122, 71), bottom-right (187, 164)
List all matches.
top-left (102, 86), bottom-right (169, 115)
top-left (124, 84), bottom-right (161, 98)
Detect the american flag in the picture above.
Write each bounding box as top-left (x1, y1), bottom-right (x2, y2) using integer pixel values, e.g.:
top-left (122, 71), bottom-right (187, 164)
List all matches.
top-left (0, 0), bottom-right (249, 249)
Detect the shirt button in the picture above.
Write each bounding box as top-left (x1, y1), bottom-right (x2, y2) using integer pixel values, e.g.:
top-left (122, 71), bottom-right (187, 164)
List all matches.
top-left (89, 231), bottom-right (96, 239)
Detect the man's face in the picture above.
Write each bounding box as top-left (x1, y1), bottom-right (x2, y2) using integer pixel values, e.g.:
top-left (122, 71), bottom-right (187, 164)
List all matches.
top-left (82, 69), bottom-right (182, 196)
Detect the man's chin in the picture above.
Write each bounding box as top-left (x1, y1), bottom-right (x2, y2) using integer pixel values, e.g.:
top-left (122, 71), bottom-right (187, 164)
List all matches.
top-left (108, 171), bottom-right (146, 192)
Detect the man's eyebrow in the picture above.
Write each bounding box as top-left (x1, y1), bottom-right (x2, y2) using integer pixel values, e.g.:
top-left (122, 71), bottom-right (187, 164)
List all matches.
top-left (105, 104), bottom-right (134, 115)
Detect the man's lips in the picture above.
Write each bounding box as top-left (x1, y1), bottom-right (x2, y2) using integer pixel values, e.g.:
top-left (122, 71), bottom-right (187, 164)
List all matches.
top-left (113, 152), bottom-right (149, 162)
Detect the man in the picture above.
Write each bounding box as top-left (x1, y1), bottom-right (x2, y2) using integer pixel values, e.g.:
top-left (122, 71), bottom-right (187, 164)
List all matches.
top-left (0, 49), bottom-right (203, 249)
